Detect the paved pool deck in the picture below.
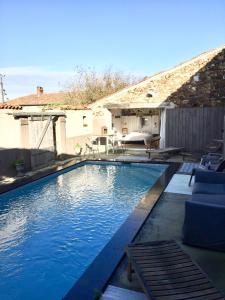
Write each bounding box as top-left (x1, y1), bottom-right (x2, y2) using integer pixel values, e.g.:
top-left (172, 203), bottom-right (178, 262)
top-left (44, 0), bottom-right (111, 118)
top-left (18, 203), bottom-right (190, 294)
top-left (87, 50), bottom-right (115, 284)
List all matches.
top-left (3, 153), bottom-right (223, 299)
top-left (109, 174), bottom-right (225, 296)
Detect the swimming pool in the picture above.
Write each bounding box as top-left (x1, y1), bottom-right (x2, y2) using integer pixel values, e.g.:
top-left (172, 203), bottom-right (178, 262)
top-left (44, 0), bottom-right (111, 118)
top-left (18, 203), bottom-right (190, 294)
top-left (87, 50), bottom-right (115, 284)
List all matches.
top-left (0, 162), bottom-right (167, 300)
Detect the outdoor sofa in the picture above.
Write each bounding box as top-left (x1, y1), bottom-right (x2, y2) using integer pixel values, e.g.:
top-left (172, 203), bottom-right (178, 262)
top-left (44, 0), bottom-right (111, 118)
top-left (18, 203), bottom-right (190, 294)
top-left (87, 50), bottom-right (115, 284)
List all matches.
top-left (183, 170), bottom-right (225, 251)
top-left (189, 153), bottom-right (225, 186)
top-left (192, 169), bottom-right (225, 194)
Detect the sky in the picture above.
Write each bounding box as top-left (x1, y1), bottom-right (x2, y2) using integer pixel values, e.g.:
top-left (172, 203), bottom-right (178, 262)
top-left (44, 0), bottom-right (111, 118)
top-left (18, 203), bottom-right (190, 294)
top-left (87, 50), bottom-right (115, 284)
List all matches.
top-left (0, 0), bottom-right (225, 99)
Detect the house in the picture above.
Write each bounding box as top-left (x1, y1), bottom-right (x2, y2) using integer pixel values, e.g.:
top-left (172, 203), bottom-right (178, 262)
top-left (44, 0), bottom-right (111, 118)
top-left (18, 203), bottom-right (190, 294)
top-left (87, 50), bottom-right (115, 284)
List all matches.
top-left (91, 45), bottom-right (225, 151)
top-left (1, 45), bottom-right (225, 176)
top-left (5, 88), bottom-right (93, 147)
top-left (0, 86), bottom-right (115, 175)
top-left (0, 89), bottom-right (91, 175)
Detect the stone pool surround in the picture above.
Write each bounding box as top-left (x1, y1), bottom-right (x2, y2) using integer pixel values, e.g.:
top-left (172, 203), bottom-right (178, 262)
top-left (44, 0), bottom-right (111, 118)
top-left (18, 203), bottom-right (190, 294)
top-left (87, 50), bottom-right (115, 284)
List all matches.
top-left (0, 159), bottom-right (180, 300)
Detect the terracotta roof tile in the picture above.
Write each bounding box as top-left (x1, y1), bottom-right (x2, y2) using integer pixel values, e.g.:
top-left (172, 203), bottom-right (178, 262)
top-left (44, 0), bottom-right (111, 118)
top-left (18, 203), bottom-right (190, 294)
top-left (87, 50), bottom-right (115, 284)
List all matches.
top-left (6, 92), bottom-right (89, 110)
top-left (0, 104), bottom-right (22, 110)
top-left (7, 92), bottom-right (69, 106)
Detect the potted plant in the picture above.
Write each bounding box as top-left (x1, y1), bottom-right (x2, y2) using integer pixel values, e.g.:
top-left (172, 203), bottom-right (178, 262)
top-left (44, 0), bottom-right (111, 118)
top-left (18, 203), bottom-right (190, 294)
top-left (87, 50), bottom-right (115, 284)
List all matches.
top-left (13, 158), bottom-right (25, 176)
top-left (74, 143), bottom-right (82, 156)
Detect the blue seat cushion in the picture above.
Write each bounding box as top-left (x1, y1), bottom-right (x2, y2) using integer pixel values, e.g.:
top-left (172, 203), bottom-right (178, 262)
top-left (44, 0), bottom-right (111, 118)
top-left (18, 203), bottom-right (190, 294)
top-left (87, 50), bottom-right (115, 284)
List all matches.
top-left (192, 194), bottom-right (225, 206)
top-left (192, 182), bottom-right (225, 194)
top-left (183, 195), bottom-right (225, 251)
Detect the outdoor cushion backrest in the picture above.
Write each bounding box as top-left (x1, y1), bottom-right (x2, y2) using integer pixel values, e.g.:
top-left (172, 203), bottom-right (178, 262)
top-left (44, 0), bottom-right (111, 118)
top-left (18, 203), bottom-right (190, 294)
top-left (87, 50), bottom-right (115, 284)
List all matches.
top-left (195, 169), bottom-right (225, 184)
top-left (200, 153), bottom-right (223, 170)
top-left (216, 160), bottom-right (225, 171)
top-left (191, 194), bottom-right (225, 206)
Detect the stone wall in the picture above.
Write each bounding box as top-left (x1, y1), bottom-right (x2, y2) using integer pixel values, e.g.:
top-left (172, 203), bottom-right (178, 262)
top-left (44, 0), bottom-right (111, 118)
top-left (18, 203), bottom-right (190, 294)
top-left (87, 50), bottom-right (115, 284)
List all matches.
top-left (93, 46), bottom-right (225, 109)
top-left (166, 49), bottom-right (225, 107)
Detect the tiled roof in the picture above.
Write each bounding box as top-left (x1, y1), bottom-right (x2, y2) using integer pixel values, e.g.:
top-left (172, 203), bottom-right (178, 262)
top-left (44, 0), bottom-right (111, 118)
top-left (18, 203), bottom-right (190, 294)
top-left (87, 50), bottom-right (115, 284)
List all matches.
top-left (0, 103), bottom-right (22, 110)
top-left (7, 92), bottom-right (69, 106)
top-left (91, 45), bottom-right (225, 109)
top-left (6, 92), bottom-right (89, 110)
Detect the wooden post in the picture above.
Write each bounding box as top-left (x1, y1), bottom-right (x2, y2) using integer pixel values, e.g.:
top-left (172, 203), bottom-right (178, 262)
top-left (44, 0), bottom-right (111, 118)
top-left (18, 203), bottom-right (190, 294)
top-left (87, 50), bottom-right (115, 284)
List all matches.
top-left (56, 116), bottom-right (67, 159)
top-left (20, 118), bottom-right (30, 149)
top-left (20, 118), bottom-right (31, 170)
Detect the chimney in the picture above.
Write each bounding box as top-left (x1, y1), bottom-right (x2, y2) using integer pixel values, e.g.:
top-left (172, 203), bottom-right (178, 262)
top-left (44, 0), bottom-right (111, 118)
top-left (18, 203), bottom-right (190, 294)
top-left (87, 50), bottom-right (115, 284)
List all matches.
top-left (37, 86), bottom-right (44, 97)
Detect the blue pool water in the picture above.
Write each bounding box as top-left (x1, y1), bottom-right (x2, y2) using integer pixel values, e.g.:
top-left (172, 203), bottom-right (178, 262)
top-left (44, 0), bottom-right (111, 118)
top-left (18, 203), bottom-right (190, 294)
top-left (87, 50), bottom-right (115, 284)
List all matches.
top-left (0, 162), bottom-right (167, 300)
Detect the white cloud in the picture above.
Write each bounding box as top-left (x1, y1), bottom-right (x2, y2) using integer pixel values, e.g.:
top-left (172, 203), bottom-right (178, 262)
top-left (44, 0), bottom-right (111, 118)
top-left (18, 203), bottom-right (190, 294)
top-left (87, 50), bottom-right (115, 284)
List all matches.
top-left (0, 66), bottom-right (74, 100)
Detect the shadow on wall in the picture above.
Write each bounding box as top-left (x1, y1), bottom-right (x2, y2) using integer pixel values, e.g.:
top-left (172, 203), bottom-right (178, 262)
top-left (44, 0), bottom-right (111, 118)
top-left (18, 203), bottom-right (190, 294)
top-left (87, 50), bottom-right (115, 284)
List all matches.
top-left (159, 48), bottom-right (225, 152)
top-left (165, 48), bottom-right (225, 107)
top-left (0, 147), bottom-right (76, 178)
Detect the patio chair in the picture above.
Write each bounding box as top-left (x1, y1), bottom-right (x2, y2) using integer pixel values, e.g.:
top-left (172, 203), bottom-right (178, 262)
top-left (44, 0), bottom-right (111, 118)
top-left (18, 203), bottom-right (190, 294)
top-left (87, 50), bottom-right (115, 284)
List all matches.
top-left (188, 153), bottom-right (225, 186)
top-left (85, 143), bottom-right (99, 158)
top-left (146, 147), bottom-right (184, 160)
top-left (192, 169), bottom-right (225, 194)
top-left (144, 134), bottom-right (160, 150)
top-left (126, 240), bottom-right (225, 299)
top-left (183, 194), bottom-right (225, 251)
top-left (205, 141), bottom-right (223, 153)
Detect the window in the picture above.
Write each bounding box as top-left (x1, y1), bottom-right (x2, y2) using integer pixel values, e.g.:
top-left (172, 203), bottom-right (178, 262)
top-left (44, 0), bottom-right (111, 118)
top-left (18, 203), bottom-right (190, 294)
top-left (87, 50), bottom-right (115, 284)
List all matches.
top-left (82, 116), bottom-right (88, 127)
top-left (101, 126), bottom-right (108, 135)
top-left (122, 128), bottom-right (128, 135)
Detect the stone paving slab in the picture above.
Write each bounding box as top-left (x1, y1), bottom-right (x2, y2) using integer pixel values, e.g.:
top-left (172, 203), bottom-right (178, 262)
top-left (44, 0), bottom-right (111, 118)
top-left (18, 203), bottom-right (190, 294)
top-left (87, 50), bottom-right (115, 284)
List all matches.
top-left (101, 285), bottom-right (147, 300)
top-left (164, 174), bottom-right (193, 195)
top-left (109, 192), bottom-right (225, 295)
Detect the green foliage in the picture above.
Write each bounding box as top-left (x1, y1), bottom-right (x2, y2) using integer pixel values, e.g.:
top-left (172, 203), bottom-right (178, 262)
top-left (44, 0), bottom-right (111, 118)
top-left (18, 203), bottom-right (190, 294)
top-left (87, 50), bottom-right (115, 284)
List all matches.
top-left (12, 158), bottom-right (25, 167)
top-left (74, 143), bottom-right (82, 149)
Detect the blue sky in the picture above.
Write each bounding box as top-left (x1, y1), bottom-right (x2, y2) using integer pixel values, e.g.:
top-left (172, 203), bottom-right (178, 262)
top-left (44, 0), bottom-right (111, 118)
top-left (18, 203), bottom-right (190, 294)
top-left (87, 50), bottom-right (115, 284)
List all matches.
top-left (0, 0), bottom-right (225, 99)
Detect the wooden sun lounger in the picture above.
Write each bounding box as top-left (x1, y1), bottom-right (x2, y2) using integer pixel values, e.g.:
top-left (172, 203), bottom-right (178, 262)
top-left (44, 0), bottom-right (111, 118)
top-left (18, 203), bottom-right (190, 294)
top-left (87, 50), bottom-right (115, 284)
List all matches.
top-left (146, 147), bottom-right (184, 159)
top-left (126, 240), bottom-right (225, 300)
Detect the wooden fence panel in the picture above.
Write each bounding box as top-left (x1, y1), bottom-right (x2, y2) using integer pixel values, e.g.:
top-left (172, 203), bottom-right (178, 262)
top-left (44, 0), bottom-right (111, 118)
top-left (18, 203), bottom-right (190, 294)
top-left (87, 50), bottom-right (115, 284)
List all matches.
top-left (165, 107), bottom-right (225, 152)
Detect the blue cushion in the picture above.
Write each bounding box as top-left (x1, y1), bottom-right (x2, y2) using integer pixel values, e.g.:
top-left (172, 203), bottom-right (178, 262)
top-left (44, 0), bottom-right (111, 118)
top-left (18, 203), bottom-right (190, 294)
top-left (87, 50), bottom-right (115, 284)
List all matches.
top-left (195, 170), bottom-right (225, 184)
top-left (192, 194), bottom-right (225, 205)
top-left (183, 196), bottom-right (225, 251)
top-left (192, 182), bottom-right (225, 194)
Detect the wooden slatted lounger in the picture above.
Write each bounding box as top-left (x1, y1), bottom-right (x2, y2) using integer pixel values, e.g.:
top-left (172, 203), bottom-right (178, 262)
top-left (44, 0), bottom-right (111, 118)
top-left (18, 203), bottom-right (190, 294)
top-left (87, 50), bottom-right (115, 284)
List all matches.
top-left (126, 240), bottom-right (225, 300)
top-left (146, 147), bottom-right (184, 160)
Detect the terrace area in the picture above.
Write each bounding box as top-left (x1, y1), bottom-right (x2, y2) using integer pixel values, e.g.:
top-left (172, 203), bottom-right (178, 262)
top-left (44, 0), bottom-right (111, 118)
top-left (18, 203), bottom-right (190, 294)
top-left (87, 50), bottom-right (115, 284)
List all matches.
top-left (0, 148), bottom-right (225, 300)
top-left (104, 167), bottom-right (225, 299)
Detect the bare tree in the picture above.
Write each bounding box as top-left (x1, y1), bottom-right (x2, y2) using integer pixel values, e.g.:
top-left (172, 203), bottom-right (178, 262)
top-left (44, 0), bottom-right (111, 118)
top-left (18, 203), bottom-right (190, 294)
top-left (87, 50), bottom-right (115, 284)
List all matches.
top-left (66, 66), bottom-right (140, 105)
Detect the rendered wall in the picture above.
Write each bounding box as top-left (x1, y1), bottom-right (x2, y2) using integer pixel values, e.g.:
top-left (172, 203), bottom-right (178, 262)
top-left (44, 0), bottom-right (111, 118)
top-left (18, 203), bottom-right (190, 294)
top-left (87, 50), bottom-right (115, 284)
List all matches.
top-left (92, 107), bottom-right (112, 135)
top-left (111, 109), bottom-right (159, 136)
top-left (65, 110), bottom-right (93, 138)
top-left (0, 112), bottom-right (21, 148)
top-left (64, 110), bottom-right (93, 155)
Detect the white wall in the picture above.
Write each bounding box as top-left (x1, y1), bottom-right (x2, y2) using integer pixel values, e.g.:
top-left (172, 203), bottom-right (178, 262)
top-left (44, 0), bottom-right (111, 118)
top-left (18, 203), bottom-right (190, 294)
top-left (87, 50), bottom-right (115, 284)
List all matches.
top-left (0, 112), bottom-right (21, 148)
top-left (141, 115), bottom-right (159, 133)
top-left (160, 109), bottom-right (166, 148)
top-left (65, 110), bottom-right (93, 138)
top-left (92, 107), bottom-right (112, 135)
top-left (111, 109), bottom-right (160, 136)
